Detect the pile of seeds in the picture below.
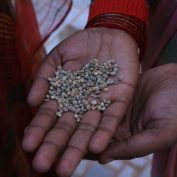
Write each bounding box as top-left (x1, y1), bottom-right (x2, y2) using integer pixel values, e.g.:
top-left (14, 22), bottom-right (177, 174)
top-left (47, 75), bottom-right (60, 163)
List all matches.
top-left (46, 59), bottom-right (119, 124)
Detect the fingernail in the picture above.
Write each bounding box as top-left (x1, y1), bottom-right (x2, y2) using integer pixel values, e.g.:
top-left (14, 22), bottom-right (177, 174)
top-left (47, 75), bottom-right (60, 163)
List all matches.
top-left (101, 158), bottom-right (114, 164)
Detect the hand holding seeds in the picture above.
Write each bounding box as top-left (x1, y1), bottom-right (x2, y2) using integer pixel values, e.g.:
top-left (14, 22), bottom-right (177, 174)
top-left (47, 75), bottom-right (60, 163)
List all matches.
top-left (22, 28), bottom-right (140, 177)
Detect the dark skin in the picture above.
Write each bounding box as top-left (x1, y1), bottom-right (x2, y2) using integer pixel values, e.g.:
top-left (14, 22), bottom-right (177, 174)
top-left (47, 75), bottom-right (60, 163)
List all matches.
top-left (22, 27), bottom-right (139, 176)
top-left (100, 64), bottom-right (177, 164)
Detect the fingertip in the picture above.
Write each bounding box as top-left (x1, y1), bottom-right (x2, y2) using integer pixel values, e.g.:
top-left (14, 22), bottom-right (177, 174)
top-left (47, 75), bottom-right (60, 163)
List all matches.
top-left (33, 154), bottom-right (51, 173)
top-left (56, 149), bottom-right (83, 177)
top-left (99, 157), bottom-right (113, 165)
top-left (89, 131), bottom-right (112, 154)
top-left (56, 160), bottom-right (72, 177)
top-left (22, 128), bottom-right (44, 152)
top-left (22, 134), bottom-right (38, 152)
top-left (98, 149), bottom-right (114, 164)
top-left (89, 138), bottom-right (105, 154)
top-left (27, 93), bottom-right (36, 107)
top-left (27, 90), bottom-right (43, 107)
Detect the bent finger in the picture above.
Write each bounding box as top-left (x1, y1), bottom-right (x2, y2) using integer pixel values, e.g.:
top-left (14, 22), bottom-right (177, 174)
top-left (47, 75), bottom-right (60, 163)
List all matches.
top-left (100, 129), bottom-right (170, 164)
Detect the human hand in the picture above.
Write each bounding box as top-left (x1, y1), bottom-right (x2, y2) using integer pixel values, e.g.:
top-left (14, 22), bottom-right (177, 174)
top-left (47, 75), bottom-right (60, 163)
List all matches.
top-left (22, 27), bottom-right (139, 176)
top-left (100, 64), bottom-right (177, 163)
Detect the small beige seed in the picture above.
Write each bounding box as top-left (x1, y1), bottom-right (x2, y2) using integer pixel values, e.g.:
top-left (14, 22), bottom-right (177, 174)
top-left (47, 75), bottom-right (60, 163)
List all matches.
top-left (48, 78), bottom-right (52, 81)
top-left (101, 106), bottom-right (106, 111)
top-left (97, 105), bottom-right (102, 110)
top-left (103, 87), bottom-right (109, 92)
top-left (91, 100), bottom-right (97, 105)
top-left (74, 114), bottom-right (79, 119)
top-left (56, 112), bottom-right (62, 117)
top-left (94, 71), bottom-right (99, 76)
top-left (76, 118), bottom-right (80, 123)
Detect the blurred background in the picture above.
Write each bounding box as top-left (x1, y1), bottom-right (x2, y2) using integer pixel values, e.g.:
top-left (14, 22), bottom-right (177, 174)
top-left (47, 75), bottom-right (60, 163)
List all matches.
top-left (44, 0), bottom-right (152, 176)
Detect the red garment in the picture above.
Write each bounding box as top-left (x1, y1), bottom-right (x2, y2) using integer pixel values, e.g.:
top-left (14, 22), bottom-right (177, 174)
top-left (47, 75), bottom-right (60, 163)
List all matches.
top-left (0, 1), bottom-right (71, 177)
top-left (15, 0), bottom-right (72, 85)
top-left (87, 0), bottom-right (149, 59)
top-left (88, 0), bottom-right (149, 25)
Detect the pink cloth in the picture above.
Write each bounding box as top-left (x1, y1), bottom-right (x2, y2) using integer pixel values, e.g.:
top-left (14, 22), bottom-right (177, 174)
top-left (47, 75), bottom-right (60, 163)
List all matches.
top-left (143, 0), bottom-right (177, 69)
top-left (152, 144), bottom-right (177, 177)
top-left (143, 1), bottom-right (177, 176)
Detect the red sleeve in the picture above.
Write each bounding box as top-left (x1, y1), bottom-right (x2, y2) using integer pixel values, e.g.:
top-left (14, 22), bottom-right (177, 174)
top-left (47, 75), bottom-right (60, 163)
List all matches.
top-left (89, 0), bottom-right (149, 25)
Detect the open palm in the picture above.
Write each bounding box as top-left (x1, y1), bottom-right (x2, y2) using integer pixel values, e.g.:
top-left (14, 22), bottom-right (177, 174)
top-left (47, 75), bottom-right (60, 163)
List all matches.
top-left (22, 27), bottom-right (139, 176)
top-left (100, 64), bottom-right (177, 163)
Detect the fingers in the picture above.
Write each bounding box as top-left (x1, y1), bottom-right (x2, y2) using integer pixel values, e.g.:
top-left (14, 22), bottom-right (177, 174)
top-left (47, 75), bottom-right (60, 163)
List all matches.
top-left (28, 49), bottom-right (61, 107)
top-left (113, 102), bottom-right (132, 141)
top-left (89, 101), bottom-right (128, 154)
top-left (88, 81), bottom-right (135, 154)
top-left (99, 129), bottom-right (167, 164)
top-left (22, 101), bottom-right (58, 152)
top-left (32, 112), bottom-right (76, 173)
top-left (56, 111), bottom-right (101, 177)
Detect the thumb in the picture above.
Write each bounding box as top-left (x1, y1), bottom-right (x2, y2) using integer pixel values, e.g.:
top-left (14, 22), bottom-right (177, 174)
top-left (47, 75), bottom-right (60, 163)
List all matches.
top-left (28, 49), bottom-right (61, 107)
top-left (99, 129), bottom-right (169, 164)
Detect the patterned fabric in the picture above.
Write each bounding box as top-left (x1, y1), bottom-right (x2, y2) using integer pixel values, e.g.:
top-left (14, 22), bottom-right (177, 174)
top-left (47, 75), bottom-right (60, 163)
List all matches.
top-left (0, 0), bottom-right (71, 177)
top-left (32, 0), bottom-right (72, 39)
top-left (15, 0), bottom-right (72, 83)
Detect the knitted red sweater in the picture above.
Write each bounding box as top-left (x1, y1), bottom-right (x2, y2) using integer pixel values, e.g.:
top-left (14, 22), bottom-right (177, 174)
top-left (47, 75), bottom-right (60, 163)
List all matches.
top-left (89, 0), bottom-right (149, 25)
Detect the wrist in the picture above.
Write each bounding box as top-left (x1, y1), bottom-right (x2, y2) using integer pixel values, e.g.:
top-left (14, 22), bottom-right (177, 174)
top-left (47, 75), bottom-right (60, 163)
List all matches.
top-left (86, 14), bottom-right (146, 60)
top-left (86, 0), bottom-right (150, 60)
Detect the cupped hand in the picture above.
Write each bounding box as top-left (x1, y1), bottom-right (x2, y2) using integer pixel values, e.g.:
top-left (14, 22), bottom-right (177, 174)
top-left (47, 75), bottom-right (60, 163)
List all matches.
top-left (22, 27), bottom-right (139, 176)
top-left (100, 63), bottom-right (177, 164)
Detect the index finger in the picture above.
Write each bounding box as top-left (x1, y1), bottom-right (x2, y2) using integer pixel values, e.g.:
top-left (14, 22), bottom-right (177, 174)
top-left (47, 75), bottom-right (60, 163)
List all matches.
top-left (99, 129), bottom-right (174, 163)
top-left (28, 48), bottom-right (61, 107)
